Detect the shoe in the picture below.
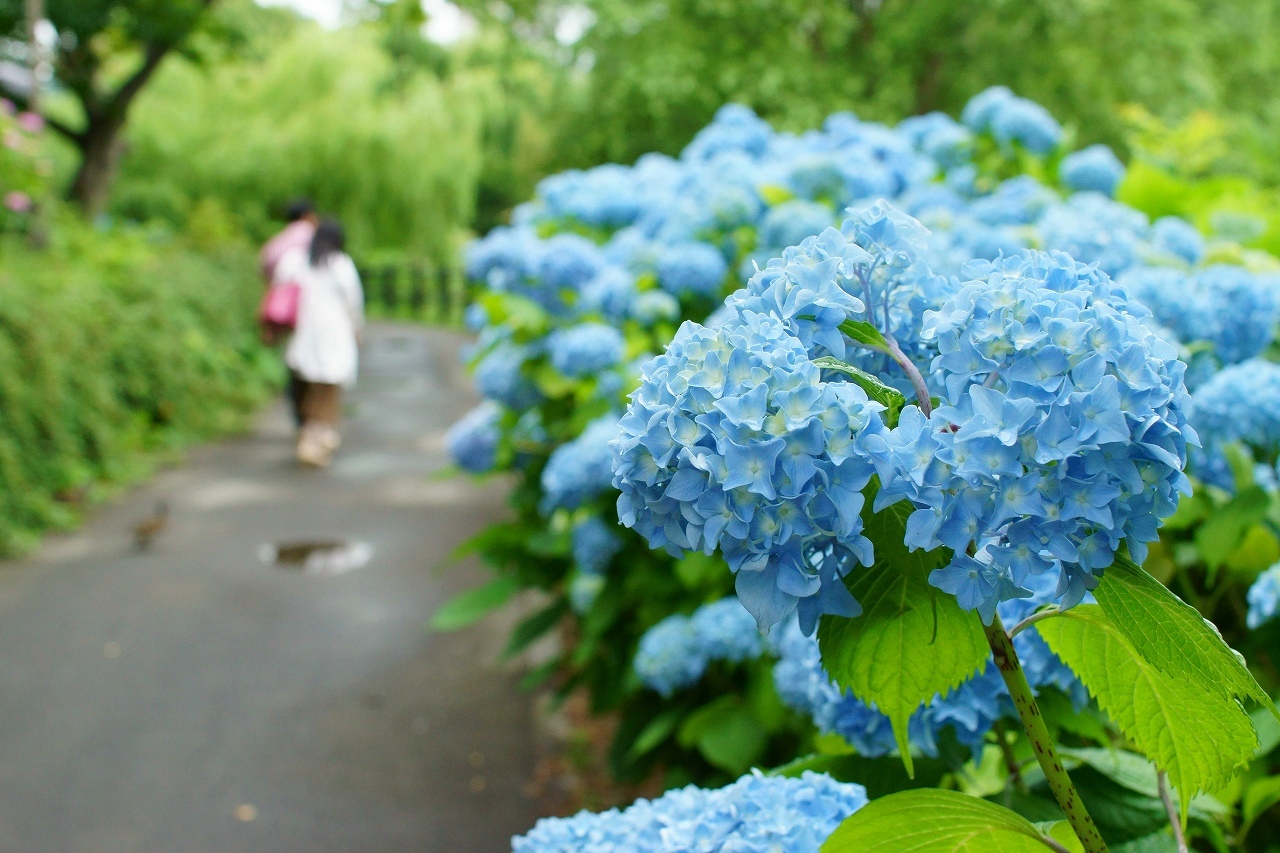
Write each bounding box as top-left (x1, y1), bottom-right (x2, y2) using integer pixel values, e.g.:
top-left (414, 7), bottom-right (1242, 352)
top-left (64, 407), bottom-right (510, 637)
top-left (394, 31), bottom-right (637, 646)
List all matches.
top-left (297, 430), bottom-right (331, 468)
top-left (319, 428), bottom-right (341, 451)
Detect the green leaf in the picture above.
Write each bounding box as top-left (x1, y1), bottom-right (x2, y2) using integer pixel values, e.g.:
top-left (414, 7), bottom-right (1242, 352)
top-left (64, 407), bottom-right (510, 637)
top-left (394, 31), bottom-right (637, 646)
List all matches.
top-left (759, 183), bottom-right (796, 206)
top-left (1036, 606), bottom-right (1258, 820)
top-left (1110, 832), bottom-right (1178, 853)
top-left (1195, 485), bottom-right (1271, 571)
top-left (518, 657), bottom-right (560, 691)
top-left (1250, 697), bottom-right (1280, 755)
top-left (818, 497), bottom-right (989, 777)
top-left (678, 696), bottom-right (766, 775)
top-left (1058, 748), bottom-right (1227, 821)
top-left (821, 789), bottom-right (1062, 851)
top-left (627, 707), bottom-right (683, 759)
top-left (502, 598), bottom-right (568, 659)
top-left (1095, 554), bottom-right (1277, 717)
top-left (838, 319), bottom-right (892, 353)
top-left (1240, 775), bottom-right (1280, 839)
top-left (812, 356), bottom-right (906, 423)
top-left (428, 576), bottom-right (520, 631)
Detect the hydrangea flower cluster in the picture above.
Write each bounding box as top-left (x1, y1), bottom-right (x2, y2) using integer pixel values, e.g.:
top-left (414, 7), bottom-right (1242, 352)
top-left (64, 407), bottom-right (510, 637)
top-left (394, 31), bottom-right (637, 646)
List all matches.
top-left (656, 241), bottom-right (730, 298)
top-left (773, 573), bottom-right (1087, 757)
top-left (1188, 359), bottom-right (1280, 490)
top-left (1059, 144), bottom-right (1126, 197)
top-left (612, 316), bottom-right (889, 632)
top-left (540, 414), bottom-right (622, 514)
top-left (546, 323), bottom-right (626, 378)
top-left (512, 769), bottom-right (867, 853)
top-left (725, 200), bottom-right (949, 399)
top-left (473, 341), bottom-right (541, 412)
top-left (633, 597), bottom-right (764, 696)
top-left (961, 86), bottom-right (1063, 154)
top-left (1120, 266), bottom-right (1280, 368)
top-left (567, 516), bottom-right (624, 614)
top-left (445, 402), bottom-right (500, 474)
top-left (873, 250), bottom-right (1195, 620)
top-left (1247, 562), bottom-right (1280, 630)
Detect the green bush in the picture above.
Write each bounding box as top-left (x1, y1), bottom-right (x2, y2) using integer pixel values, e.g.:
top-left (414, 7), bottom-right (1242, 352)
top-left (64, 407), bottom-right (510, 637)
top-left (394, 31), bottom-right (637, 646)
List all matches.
top-left (0, 218), bottom-right (279, 554)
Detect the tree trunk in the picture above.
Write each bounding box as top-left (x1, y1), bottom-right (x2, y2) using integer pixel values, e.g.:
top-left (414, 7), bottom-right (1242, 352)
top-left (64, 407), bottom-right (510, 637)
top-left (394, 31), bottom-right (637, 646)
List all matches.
top-left (66, 116), bottom-right (125, 216)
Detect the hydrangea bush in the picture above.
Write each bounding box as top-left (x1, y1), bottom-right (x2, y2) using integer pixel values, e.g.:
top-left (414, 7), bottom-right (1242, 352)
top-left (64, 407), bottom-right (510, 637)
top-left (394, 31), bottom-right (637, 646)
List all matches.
top-left (442, 86), bottom-right (1280, 851)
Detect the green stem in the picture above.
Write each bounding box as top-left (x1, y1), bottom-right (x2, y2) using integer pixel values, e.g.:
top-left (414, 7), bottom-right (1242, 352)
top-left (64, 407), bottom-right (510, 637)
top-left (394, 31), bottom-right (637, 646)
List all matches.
top-left (1156, 770), bottom-right (1189, 853)
top-left (984, 612), bottom-right (1108, 853)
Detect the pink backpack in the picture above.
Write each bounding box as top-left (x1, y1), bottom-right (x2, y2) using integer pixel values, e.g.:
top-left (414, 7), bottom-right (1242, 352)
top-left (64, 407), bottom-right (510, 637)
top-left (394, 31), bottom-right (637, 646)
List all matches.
top-left (259, 279), bottom-right (301, 329)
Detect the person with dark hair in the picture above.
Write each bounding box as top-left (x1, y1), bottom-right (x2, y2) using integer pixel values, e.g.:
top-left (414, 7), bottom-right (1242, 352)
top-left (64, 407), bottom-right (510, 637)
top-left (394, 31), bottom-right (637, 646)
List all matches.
top-left (260, 198), bottom-right (317, 283)
top-left (260, 198), bottom-right (320, 428)
top-left (273, 218), bottom-right (364, 467)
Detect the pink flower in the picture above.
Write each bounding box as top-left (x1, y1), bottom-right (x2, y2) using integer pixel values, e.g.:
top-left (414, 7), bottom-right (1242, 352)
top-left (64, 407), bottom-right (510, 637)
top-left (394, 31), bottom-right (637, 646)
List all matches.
top-left (3, 129), bottom-right (21, 150)
top-left (4, 191), bottom-right (33, 213)
top-left (16, 112), bottom-right (43, 134)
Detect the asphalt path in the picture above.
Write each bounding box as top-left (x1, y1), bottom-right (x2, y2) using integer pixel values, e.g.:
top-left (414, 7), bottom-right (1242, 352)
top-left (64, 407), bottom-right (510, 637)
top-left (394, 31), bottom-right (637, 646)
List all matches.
top-left (0, 323), bottom-right (536, 852)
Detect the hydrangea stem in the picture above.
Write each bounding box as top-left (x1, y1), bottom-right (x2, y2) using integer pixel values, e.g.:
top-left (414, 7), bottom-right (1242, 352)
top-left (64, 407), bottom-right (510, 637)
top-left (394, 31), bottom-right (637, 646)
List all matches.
top-left (983, 612), bottom-right (1108, 853)
top-left (882, 334), bottom-right (932, 416)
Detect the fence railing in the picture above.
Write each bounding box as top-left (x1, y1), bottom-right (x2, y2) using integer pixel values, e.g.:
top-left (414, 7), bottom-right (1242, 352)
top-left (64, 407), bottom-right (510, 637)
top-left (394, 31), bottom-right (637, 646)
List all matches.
top-left (355, 260), bottom-right (471, 326)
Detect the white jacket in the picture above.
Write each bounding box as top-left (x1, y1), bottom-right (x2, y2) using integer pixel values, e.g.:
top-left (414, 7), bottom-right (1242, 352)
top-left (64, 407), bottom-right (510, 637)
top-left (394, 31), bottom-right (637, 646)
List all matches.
top-left (278, 248), bottom-right (364, 386)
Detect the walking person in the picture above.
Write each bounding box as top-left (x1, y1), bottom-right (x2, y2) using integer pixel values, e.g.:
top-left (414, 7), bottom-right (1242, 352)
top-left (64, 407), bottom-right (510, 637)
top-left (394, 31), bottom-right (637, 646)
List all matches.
top-left (274, 218), bottom-right (364, 467)
top-left (259, 199), bottom-right (319, 428)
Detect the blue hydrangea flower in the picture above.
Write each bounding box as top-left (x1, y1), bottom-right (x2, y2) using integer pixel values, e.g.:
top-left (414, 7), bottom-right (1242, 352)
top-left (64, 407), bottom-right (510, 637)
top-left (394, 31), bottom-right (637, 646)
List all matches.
top-left (580, 266), bottom-right (638, 321)
top-left (572, 516), bottom-right (623, 576)
top-left (655, 242), bottom-right (729, 298)
top-left (872, 250), bottom-right (1195, 621)
top-left (1150, 216), bottom-right (1205, 265)
top-left (633, 614), bottom-right (708, 697)
top-left (961, 86), bottom-right (1016, 132)
top-left (1059, 145), bottom-right (1126, 197)
top-left (682, 103), bottom-right (775, 162)
top-left (630, 289), bottom-right (681, 325)
top-left (1036, 192), bottom-right (1148, 276)
top-left (465, 224), bottom-right (541, 288)
top-left (898, 112), bottom-right (973, 171)
top-left (1189, 359), bottom-right (1280, 490)
top-left (446, 402), bottom-right (501, 474)
top-left (613, 316), bottom-right (889, 632)
top-left (512, 770), bottom-right (867, 852)
top-left (541, 414), bottom-right (622, 514)
top-left (689, 597), bottom-right (765, 663)
top-left (969, 176), bottom-right (1058, 226)
top-left (1120, 265), bottom-right (1280, 365)
top-left (989, 98), bottom-right (1063, 155)
top-left (1247, 562), bottom-right (1280, 630)
top-left (568, 571), bottom-right (606, 615)
top-left (474, 342), bottom-right (541, 411)
top-left (547, 323), bottom-right (626, 378)
top-left (725, 201), bottom-right (949, 401)
top-left (756, 200), bottom-right (836, 256)
top-left (536, 233), bottom-right (607, 293)
top-left (633, 598), bottom-right (764, 694)
top-left (535, 163), bottom-right (643, 229)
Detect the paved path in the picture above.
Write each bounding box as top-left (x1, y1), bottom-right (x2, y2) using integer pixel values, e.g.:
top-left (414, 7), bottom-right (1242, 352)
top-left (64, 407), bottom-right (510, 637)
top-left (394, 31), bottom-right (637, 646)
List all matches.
top-left (0, 323), bottom-right (537, 852)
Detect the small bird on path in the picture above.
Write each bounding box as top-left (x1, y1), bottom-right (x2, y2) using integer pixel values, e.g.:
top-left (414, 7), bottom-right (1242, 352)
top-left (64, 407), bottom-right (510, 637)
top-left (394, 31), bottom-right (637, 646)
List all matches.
top-left (133, 500), bottom-right (170, 551)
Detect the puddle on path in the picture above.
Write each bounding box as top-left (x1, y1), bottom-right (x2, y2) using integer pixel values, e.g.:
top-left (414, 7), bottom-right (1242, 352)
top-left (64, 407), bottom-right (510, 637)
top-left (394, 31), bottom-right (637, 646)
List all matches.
top-left (258, 540), bottom-right (373, 575)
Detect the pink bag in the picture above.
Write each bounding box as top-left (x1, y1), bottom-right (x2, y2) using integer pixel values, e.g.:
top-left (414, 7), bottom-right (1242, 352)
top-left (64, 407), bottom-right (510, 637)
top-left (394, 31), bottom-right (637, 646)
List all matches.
top-left (259, 280), bottom-right (301, 329)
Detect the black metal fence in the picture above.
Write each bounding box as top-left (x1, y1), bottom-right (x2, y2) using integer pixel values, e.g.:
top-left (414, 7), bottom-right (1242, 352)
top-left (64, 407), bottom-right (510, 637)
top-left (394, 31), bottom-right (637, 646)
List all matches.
top-left (355, 260), bottom-right (470, 325)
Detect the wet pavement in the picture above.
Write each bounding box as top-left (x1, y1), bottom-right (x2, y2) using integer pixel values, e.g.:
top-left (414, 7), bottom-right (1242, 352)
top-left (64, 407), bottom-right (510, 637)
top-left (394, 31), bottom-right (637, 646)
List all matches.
top-left (0, 323), bottom-right (536, 852)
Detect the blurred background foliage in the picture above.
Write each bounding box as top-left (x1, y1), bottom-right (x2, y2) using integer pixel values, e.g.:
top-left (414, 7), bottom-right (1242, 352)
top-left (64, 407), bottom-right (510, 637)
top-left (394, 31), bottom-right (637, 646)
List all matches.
top-left (14, 0), bottom-right (1278, 261)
